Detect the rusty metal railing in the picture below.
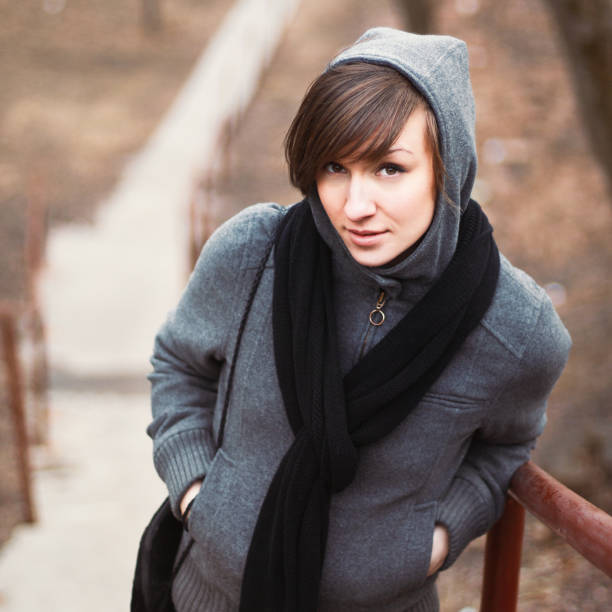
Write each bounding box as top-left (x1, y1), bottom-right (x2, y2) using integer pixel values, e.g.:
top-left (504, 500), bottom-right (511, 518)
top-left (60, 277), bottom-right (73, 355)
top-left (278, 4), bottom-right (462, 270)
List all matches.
top-left (0, 304), bottom-right (36, 524)
top-left (480, 460), bottom-right (612, 611)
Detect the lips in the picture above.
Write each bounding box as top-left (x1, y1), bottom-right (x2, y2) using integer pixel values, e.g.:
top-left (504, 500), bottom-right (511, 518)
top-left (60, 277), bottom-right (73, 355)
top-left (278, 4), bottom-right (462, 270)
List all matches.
top-left (346, 228), bottom-right (388, 247)
top-left (349, 229), bottom-right (384, 236)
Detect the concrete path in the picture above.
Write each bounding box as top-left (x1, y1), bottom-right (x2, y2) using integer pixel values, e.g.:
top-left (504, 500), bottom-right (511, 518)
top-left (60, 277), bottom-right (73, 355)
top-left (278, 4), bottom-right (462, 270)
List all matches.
top-left (0, 390), bottom-right (164, 611)
top-left (38, 0), bottom-right (299, 378)
top-left (0, 1), bottom-right (299, 609)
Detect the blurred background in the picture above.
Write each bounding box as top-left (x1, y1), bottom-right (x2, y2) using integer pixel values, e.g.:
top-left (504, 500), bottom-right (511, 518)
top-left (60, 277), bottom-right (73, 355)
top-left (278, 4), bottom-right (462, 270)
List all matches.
top-left (0, 0), bottom-right (610, 610)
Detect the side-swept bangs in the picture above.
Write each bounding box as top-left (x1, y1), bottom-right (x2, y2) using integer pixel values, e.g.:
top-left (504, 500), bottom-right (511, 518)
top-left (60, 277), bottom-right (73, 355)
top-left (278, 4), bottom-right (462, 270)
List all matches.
top-left (285, 62), bottom-right (444, 196)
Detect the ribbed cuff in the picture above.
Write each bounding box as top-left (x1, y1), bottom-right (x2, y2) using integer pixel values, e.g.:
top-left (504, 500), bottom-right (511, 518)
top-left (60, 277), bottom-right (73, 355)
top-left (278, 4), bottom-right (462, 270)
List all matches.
top-left (153, 428), bottom-right (216, 516)
top-left (435, 477), bottom-right (492, 569)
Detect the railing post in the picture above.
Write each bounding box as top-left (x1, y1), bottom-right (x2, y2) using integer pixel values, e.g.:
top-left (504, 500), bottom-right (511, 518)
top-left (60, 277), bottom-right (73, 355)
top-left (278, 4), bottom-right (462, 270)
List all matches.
top-left (480, 495), bottom-right (525, 612)
top-left (0, 307), bottom-right (36, 523)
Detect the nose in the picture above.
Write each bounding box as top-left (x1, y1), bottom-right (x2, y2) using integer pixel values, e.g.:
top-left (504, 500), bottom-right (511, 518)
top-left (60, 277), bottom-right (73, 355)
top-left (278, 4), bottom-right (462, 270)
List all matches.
top-left (344, 175), bottom-right (376, 221)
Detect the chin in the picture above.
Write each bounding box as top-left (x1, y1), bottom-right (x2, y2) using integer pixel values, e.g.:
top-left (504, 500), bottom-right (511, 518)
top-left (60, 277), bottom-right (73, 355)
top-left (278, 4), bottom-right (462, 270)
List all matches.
top-left (349, 250), bottom-right (394, 268)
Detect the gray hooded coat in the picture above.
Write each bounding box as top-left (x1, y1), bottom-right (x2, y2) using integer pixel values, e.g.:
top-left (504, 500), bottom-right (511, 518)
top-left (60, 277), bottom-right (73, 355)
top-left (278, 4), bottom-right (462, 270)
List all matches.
top-left (147, 28), bottom-right (571, 611)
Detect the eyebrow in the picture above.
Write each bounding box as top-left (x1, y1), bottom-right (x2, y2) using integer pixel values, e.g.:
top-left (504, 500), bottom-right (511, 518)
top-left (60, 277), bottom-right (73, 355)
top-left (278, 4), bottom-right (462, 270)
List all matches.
top-left (387, 147), bottom-right (414, 156)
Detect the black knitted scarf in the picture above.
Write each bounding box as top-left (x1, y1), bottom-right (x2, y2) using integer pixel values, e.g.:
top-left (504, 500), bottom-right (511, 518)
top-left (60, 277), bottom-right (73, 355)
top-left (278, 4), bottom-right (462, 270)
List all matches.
top-left (239, 198), bottom-right (500, 611)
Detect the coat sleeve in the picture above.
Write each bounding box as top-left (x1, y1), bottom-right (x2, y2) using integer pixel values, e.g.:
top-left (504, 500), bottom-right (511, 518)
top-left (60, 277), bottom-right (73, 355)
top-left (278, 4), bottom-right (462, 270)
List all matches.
top-left (146, 203), bottom-right (282, 517)
top-left (434, 296), bottom-right (571, 569)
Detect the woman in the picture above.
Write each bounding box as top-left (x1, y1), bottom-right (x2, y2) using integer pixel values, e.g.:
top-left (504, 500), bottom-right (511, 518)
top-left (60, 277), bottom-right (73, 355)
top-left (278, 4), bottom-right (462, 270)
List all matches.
top-left (147, 27), bottom-right (571, 611)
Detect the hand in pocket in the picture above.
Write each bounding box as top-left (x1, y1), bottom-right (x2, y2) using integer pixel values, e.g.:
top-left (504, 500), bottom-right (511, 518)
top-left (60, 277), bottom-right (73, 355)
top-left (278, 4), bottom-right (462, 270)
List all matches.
top-left (427, 524), bottom-right (449, 576)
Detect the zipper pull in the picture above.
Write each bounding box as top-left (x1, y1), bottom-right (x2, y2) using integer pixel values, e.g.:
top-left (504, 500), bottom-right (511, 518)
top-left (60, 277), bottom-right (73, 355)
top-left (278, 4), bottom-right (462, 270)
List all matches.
top-left (368, 290), bottom-right (386, 326)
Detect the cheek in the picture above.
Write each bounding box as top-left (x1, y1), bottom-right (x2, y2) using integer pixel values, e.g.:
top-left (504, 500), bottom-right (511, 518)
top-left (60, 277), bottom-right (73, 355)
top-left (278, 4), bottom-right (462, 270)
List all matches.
top-left (413, 191), bottom-right (436, 229)
top-left (413, 171), bottom-right (436, 212)
top-left (391, 177), bottom-right (430, 210)
top-left (317, 181), bottom-right (341, 219)
top-left (392, 179), bottom-right (436, 230)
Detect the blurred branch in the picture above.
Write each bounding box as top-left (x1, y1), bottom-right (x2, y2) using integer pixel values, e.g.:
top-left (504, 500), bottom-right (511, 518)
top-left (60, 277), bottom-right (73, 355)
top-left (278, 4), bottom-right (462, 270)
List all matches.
top-left (396, 0), bottom-right (433, 33)
top-left (545, 0), bottom-right (612, 198)
top-left (141, 0), bottom-right (162, 33)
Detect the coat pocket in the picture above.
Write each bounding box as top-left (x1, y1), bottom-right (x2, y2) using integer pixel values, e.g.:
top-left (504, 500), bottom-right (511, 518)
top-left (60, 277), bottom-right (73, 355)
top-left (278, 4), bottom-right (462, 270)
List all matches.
top-left (408, 501), bottom-right (437, 586)
top-left (186, 448), bottom-right (233, 548)
top-left (319, 499), bottom-right (438, 607)
top-left (185, 448), bottom-right (247, 595)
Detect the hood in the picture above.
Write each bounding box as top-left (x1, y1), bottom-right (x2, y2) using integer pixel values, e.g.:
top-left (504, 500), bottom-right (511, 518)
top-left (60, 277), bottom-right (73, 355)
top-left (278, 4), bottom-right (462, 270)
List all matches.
top-left (310, 27), bottom-right (478, 301)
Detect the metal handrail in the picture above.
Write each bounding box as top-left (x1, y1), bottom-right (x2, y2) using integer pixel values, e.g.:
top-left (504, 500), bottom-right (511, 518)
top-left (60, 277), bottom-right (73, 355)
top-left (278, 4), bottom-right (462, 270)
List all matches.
top-left (510, 461), bottom-right (612, 576)
top-left (480, 460), bottom-right (612, 612)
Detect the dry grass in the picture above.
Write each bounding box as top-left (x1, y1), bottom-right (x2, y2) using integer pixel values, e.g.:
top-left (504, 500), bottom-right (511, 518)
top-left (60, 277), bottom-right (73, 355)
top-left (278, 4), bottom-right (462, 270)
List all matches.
top-left (0, 0), bottom-right (230, 293)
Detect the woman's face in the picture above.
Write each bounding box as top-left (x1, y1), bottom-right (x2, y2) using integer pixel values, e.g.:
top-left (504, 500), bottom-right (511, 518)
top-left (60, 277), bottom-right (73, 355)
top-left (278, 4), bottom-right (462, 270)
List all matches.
top-left (316, 106), bottom-right (436, 268)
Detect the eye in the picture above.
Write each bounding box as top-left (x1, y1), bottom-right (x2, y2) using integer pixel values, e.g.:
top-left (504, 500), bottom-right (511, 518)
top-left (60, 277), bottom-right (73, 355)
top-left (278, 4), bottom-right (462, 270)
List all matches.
top-left (377, 163), bottom-right (405, 177)
top-left (323, 162), bottom-right (346, 174)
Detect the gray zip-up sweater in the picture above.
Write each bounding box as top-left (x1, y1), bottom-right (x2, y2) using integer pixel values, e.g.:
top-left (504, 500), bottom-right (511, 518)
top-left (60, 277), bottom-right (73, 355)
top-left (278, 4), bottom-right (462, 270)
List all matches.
top-left (147, 28), bottom-right (571, 611)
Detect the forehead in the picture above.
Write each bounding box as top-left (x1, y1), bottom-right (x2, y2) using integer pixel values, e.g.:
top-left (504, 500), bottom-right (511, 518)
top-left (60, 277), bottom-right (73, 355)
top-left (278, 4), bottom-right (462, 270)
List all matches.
top-left (392, 107), bottom-right (430, 149)
top-left (334, 107), bottom-right (430, 163)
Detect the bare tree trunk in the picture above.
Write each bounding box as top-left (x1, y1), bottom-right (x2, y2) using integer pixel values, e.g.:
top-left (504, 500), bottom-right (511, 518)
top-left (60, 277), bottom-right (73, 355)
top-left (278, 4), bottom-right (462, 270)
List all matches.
top-left (141, 0), bottom-right (162, 33)
top-left (545, 0), bottom-right (612, 198)
top-left (396, 0), bottom-right (433, 34)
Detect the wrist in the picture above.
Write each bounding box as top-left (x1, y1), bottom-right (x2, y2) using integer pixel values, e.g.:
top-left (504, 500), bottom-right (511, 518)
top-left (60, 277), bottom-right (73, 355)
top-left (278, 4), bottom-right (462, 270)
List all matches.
top-left (180, 480), bottom-right (203, 521)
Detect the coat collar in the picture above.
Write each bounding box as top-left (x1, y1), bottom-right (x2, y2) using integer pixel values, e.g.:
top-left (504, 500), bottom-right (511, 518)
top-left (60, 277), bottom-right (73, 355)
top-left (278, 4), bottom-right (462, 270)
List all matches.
top-left (308, 191), bottom-right (461, 303)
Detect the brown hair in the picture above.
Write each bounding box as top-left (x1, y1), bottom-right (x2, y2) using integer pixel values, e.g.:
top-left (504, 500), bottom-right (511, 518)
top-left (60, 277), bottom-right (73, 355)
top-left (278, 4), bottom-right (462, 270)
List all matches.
top-left (285, 62), bottom-right (445, 196)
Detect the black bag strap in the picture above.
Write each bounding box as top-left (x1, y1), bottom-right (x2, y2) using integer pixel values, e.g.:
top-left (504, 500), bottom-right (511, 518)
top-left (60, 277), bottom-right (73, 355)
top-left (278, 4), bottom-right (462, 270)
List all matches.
top-left (216, 235), bottom-right (275, 448)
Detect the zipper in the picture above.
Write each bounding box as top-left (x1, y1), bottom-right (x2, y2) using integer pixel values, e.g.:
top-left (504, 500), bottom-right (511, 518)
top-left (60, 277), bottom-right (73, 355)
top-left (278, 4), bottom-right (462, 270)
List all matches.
top-left (358, 290), bottom-right (387, 360)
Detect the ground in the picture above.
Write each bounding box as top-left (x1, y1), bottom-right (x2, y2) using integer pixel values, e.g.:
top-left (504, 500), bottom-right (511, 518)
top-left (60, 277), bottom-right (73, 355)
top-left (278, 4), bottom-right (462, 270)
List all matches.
top-left (1, 0), bottom-right (611, 609)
